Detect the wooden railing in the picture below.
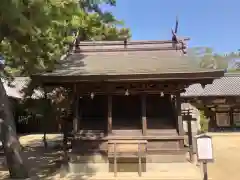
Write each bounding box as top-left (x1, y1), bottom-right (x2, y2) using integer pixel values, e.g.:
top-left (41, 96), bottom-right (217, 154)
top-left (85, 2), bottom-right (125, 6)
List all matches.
top-left (108, 140), bottom-right (147, 177)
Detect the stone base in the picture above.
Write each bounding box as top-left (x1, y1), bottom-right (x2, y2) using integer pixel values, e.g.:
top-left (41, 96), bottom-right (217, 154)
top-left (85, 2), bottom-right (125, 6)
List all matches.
top-left (68, 162), bottom-right (109, 174)
top-left (66, 162), bottom-right (202, 180)
top-left (68, 154), bottom-right (108, 174)
top-left (67, 152), bottom-right (199, 179)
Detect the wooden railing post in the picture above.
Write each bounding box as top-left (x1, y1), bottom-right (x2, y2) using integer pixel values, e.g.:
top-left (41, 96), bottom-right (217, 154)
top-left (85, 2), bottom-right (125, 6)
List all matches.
top-left (138, 142), bottom-right (142, 177)
top-left (186, 110), bottom-right (193, 162)
top-left (114, 142), bottom-right (117, 177)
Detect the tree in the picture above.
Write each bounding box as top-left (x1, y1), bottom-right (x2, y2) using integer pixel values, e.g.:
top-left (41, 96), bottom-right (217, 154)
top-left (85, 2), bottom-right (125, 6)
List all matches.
top-left (0, 0), bottom-right (130, 178)
top-left (0, 0), bottom-right (81, 178)
top-left (189, 47), bottom-right (228, 69)
top-left (224, 51), bottom-right (240, 72)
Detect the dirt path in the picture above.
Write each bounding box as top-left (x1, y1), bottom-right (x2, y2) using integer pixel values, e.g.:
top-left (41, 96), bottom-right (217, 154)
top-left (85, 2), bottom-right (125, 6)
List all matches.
top-left (1, 133), bottom-right (240, 179)
top-left (207, 133), bottom-right (240, 180)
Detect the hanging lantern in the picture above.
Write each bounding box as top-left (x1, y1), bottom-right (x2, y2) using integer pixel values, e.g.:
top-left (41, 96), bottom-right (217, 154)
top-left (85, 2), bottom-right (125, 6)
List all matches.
top-left (125, 89), bottom-right (129, 96)
top-left (90, 92), bottom-right (95, 99)
top-left (160, 92), bottom-right (164, 97)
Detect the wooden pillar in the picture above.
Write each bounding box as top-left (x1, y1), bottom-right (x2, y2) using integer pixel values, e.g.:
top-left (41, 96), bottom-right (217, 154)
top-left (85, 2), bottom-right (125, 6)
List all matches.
top-left (175, 92), bottom-right (184, 147)
top-left (186, 112), bottom-right (193, 162)
top-left (212, 110), bottom-right (217, 130)
top-left (43, 90), bottom-right (48, 148)
top-left (141, 94), bottom-right (147, 136)
top-left (230, 107), bottom-right (234, 129)
top-left (108, 95), bottom-right (112, 133)
top-left (73, 85), bottom-right (79, 133)
top-left (208, 107), bottom-right (216, 131)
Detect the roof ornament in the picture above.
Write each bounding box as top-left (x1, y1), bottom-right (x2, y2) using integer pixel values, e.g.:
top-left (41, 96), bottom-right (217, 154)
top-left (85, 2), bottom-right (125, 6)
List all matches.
top-left (171, 16), bottom-right (179, 43)
top-left (171, 16), bottom-right (187, 54)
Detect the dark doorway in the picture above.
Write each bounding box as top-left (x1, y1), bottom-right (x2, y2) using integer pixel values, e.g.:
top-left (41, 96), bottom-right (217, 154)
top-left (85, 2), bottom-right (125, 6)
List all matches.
top-left (112, 95), bottom-right (141, 130)
top-left (79, 95), bottom-right (107, 131)
top-left (146, 94), bottom-right (175, 129)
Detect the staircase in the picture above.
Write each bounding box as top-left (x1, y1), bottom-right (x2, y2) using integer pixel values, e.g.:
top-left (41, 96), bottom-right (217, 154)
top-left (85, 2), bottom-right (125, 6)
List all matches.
top-left (146, 129), bottom-right (186, 163)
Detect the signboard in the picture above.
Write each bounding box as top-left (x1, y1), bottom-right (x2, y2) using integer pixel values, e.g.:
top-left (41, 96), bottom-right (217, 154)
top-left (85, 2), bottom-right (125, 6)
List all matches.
top-left (196, 134), bottom-right (214, 162)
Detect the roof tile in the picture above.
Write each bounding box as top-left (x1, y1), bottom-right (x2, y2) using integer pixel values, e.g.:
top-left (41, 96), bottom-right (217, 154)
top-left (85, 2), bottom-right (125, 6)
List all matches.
top-left (183, 73), bottom-right (240, 96)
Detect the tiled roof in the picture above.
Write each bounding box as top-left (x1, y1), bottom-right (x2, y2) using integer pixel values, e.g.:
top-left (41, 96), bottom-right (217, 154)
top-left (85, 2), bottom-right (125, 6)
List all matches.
top-left (182, 73), bottom-right (240, 97)
top-left (33, 40), bottom-right (223, 82)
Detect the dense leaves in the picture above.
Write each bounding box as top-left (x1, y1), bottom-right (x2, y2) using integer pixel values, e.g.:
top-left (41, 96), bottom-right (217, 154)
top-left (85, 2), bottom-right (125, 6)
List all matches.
top-left (189, 47), bottom-right (240, 71)
top-left (0, 0), bottom-right (130, 77)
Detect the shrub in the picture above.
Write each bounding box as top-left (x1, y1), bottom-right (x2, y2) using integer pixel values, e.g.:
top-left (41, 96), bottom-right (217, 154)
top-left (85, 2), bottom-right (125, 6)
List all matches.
top-left (200, 110), bottom-right (209, 133)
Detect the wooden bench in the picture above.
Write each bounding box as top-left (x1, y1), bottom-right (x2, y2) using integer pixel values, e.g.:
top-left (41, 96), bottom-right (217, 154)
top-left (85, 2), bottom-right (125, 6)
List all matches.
top-left (108, 140), bottom-right (147, 177)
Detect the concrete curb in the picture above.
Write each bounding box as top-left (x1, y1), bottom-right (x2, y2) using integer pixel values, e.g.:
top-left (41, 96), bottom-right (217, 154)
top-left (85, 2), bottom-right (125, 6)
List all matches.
top-left (207, 132), bottom-right (240, 136)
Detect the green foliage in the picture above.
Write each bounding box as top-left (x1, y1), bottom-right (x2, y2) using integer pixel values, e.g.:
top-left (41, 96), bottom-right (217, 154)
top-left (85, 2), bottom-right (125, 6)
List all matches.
top-left (189, 47), bottom-right (228, 69)
top-left (189, 47), bottom-right (240, 72)
top-left (200, 110), bottom-right (209, 133)
top-left (0, 0), bottom-right (130, 77)
top-left (224, 51), bottom-right (240, 71)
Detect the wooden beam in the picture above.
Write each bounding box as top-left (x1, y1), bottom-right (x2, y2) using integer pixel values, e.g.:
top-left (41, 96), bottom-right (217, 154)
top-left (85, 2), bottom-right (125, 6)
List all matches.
top-left (108, 95), bottom-right (112, 133)
top-left (141, 94), bottom-right (147, 136)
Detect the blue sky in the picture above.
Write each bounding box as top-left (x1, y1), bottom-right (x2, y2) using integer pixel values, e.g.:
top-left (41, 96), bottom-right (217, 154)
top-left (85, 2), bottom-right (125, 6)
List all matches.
top-left (106, 0), bottom-right (239, 54)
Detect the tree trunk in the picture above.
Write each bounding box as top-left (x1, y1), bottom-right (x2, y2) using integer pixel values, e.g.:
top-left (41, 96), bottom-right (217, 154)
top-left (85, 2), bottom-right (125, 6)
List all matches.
top-left (0, 80), bottom-right (29, 178)
top-left (43, 132), bottom-right (48, 149)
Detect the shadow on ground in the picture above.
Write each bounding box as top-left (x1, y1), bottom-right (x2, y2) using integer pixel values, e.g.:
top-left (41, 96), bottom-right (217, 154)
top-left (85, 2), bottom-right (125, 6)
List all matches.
top-left (0, 145), bottom-right (65, 180)
top-left (0, 134), bottom-right (100, 180)
top-left (0, 134), bottom-right (73, 180)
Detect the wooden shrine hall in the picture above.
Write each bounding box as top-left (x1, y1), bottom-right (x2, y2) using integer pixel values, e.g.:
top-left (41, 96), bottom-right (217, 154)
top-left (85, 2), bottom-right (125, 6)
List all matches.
top-left (183, 73), bottom-right (240, 132)
top-left (32, 30), bottom-right (224, 175)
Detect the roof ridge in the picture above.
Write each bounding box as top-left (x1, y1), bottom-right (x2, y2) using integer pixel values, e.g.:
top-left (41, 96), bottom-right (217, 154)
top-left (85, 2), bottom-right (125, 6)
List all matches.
top-left (224, 72), bottom-right (240, 77)
top-left (74, 38), bottom-right (189, 54)
top-left (76, 38), bottom-right (190, 47)
top-left (74, 45), bottom-right (186, 53)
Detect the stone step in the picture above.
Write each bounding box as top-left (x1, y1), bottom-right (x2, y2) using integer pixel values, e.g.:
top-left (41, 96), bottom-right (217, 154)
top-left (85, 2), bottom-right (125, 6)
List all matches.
top-left (147, 140), bottom-right (180, 149)
top-left (147, 149), bottom-right (187, 154)
top-left (146, 129), bottom-right (178, 136)
top-left (147, 154), bottom-right (186, 163)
